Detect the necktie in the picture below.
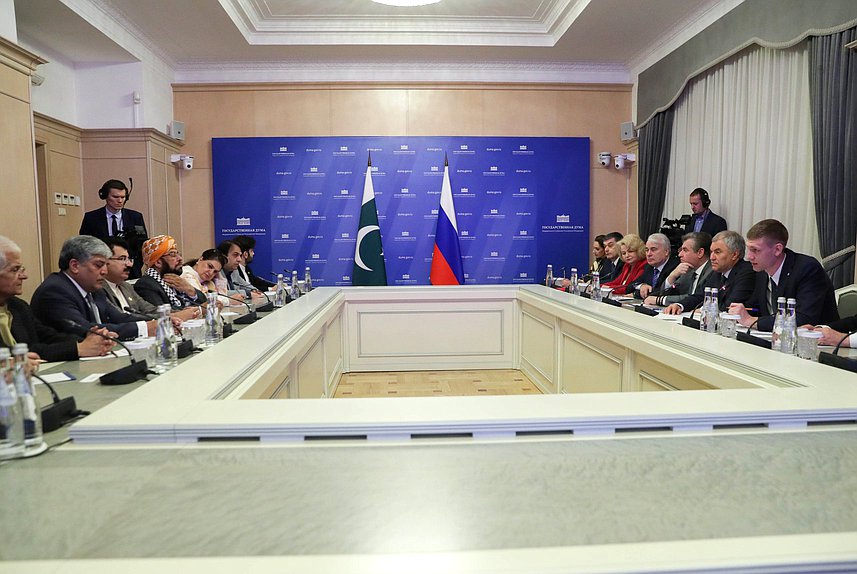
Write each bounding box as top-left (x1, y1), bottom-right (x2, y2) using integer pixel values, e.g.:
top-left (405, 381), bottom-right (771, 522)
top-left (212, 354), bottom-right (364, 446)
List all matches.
top-left (690, 271), bottom-right (699, 292)
top-left (86, 293), bottom-right (102, 324)
top-left (0, 305), bottom-right (16, 347)
top-left (767, 277), bottom-right (776, 315)
top-left (652, 267), bottom-right (660, 288)
top-left (111, 214), bottom-right (119, 236)
top-left (226, 272), bottom-right (235, 291)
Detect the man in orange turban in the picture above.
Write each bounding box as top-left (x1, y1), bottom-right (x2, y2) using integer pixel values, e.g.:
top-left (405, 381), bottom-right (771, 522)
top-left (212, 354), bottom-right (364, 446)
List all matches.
top-left (135, 235), bottom-right (205, 311)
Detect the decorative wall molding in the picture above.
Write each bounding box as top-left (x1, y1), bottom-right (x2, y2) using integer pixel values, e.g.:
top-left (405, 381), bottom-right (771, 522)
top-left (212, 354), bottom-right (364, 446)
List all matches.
top-left (174, 60), bottom-right (630, 85)
top-left (222, 0), bottom-right (585, 47)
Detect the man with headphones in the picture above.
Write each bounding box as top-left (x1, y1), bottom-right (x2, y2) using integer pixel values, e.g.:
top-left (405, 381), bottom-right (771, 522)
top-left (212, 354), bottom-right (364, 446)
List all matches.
top-left (684, 187), bottom-right (728, 236)
top-left (79, 179), bottom-right (148, 278)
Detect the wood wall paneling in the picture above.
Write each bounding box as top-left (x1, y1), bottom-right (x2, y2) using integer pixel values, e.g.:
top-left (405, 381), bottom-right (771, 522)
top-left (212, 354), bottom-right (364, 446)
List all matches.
top-left (0, 39), bottom-right (45, 299)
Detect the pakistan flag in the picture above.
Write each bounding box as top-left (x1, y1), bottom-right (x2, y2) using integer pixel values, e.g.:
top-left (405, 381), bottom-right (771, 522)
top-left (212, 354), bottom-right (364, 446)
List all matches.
top-left (352, 161), bottom-right (387, 286)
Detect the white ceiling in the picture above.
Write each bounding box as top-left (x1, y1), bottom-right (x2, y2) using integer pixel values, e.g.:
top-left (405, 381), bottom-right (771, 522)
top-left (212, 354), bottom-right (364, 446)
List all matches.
top-left (14, 0), bottom-right (730, 79)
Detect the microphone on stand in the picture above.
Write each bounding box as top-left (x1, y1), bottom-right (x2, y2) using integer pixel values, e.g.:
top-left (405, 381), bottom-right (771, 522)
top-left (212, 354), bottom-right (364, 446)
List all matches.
top-left (219, 293), bottom-right (257, 325)
top-left (31, 374), bottom-right (89, 432)
top-left (819, 330), bottom-right (857, 373)
top-left (255, 289), bottom-right (274, 312)
top-left (682, 302), bottom-right (704, 330)
top-left (63, 320), bottom-right (149, 385)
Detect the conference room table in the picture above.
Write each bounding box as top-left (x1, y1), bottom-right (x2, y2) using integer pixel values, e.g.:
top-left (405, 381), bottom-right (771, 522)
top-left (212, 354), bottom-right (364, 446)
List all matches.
top-left (4, 286), bottom-right (856, 574)
top-left (32, 293), bottom-right (856, 449)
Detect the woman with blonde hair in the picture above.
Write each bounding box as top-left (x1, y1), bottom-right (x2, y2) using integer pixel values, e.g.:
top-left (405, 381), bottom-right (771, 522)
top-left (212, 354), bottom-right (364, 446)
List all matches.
top-left (602, 234), bottom-right (646, 295)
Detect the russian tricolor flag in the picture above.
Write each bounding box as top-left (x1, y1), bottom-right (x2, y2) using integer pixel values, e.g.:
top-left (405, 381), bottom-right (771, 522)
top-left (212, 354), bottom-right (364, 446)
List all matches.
top-left (430, 158), bottom-right (465, 285)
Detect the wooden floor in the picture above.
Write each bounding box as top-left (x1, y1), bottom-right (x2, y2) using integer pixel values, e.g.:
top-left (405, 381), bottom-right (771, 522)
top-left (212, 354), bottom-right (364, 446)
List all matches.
top-left (333, 369), bottom-right (541, 398)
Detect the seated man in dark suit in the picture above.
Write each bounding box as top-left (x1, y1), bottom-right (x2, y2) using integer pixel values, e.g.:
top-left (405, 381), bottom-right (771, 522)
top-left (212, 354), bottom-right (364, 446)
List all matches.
top-left (232, 235), bottom-right (275, 291)
top-left (632, 233), bottom-right (679, 299)
top-left (79, 179), bottom-right (148, 278)
top-left (663, 231), bottom-right (757, 314)
top-left (643, 232), bottom-right (712, 307)
top-left (0, 236), bottom-right (114, 362)
top-left (683, 188), bottom-right (728, 236)
top-left (135, 235), bottom-right (206, 311)
top-left (598, 232), bottom-right (625, 283)
top-left (30, 236), bottom-right (156, 341)
top-left (103, 237), bottom-right (198, 322)
top-left (729, 219), bottom-right (839, 331)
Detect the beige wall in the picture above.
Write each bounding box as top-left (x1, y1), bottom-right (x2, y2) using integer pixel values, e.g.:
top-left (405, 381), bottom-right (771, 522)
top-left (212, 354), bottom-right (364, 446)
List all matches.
top-left (173, 83), bottom-right (635, 261)
top-left (0, 38), bottom-right (45, 300)
top-left (33, 114), bottom-right (84, 275)
top-left (80, 129), bottom-right (184, 245)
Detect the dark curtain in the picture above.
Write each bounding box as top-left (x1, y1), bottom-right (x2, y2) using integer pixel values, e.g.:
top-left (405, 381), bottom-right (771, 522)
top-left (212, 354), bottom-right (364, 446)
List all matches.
top-left (637, 108), bottom-right (675, 238)
top-left (808, 26), bottom-right (857, 288)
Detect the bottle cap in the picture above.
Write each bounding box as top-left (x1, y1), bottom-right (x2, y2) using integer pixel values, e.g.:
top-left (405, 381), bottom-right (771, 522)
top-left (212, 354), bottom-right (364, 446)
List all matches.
top-left (12, 343), bottom-right (28, 354)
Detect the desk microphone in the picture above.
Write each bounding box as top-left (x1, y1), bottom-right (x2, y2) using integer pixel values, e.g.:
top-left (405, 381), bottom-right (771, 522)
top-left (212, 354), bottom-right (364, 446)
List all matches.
top-left (31, 374), bottom-right (89, 432)
top-left (255, 289), bottom-right (274, 312)
top-left (682, 302), bottom-right (704, 329)
top-left (219, 293), bottom-right (257, 325)
top-left (63, 320), bottom-right (149, 385)
top-left (819, 330), bottom-right (857, 373)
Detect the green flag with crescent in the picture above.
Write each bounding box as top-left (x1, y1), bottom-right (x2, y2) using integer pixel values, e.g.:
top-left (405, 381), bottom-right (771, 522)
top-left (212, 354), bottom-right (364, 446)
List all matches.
top-left (352, 160), bottom-right (387, 286)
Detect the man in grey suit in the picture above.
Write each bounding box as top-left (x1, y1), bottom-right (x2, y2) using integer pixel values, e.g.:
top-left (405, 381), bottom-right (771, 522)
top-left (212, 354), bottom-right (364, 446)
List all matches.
top-left (644, 232), bottom-right (713, 307)
top-left (102, 237), bottom-right (197, 322)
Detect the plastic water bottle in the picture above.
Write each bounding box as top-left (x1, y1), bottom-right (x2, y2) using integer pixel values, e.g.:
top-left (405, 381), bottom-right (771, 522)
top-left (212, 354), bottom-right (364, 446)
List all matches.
top-left (781, 298), bottom-right (797, 355)
top-left (154, 304), bottom-right (178, 373)
top-left (569, 267), bottom-right (579, 295)
top-left (771, 297), bottom-right (787, 351)
top-left (12, 343), bottom-right (42, 448)
top-left (290, 270), bottom-right (300, 300)
top-left (707, 287), bottom-right (719, 333)
top-left (699, 288), bottom-right (713, 332)
top-left (545, 264), bottom-right (554, 287)
top-left (0, 348), bottom-right (24, 460)
top-left (273, 274), bottom-right (286, 308)
top-left (304, 267), bottom-right (313, 293)
top-left (591, 271), bottom-right (602, 302)
top-left (204, 292), bottom-right (223, 348)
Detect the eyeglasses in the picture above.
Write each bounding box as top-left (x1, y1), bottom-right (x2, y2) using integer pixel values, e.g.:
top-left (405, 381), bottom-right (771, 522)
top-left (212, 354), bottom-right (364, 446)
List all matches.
top-left (3, 265), bottom-right (26, 276)
top-left (163, 251), bottom-right (182, 259)
top-left (109, 256), bottom-right (134, 264)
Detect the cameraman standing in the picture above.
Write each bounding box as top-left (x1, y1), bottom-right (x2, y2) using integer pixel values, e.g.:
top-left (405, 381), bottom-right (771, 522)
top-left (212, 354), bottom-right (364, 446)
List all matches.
top-left (79, 179), bottom-right (148, 278)
top-left (684, 188), bottom-right (727, 236)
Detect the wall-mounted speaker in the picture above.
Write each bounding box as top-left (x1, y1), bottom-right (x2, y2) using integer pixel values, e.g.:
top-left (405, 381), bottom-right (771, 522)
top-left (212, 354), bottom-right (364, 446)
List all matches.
top-left (620, 121), bottom-right (636, 142)
top-left (170, 120), bottom-right (186, 141)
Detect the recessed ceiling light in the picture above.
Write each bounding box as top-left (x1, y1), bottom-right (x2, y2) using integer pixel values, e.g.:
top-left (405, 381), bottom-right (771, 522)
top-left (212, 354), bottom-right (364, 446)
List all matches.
top-left (371, 0), bottom-right (442, 6)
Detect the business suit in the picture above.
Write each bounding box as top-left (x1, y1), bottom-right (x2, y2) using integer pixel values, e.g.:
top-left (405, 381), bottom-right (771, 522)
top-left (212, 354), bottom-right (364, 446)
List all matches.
top-left (684, 210), bottom-right (728, 236)
top-left (676, 259), bottom-right (757, 312)
top-left (829, 314), bottom-right (857, 333)
top-left (631, 256), bottom-right (679, 299)
top-left (30, 272), bottom-right (142, 340)
top-left (134, 274), bottom-right (206, 310)
top-left (1, 297), bottom-right (79, 361)
top-left (656, 260), bottom-right (714, 306)
top-left (103, 281), bottom-right (159, 319)
top-left (237, 264), bottom-right (274, 291)
top-left (746, 249), bottom-right (839, 331)
top-left (600, 258), bottom-right (623, 283)
top-left (79, 206), bottom-right (148, 277)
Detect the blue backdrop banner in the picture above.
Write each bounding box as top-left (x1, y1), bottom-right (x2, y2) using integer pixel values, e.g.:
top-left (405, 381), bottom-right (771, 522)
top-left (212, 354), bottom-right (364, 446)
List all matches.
top-left (212, 136), bottom-right (590, 286)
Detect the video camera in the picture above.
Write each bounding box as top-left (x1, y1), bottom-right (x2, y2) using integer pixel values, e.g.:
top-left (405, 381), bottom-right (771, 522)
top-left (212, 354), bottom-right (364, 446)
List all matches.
top-left (660, 215), bottom-right (692, 255)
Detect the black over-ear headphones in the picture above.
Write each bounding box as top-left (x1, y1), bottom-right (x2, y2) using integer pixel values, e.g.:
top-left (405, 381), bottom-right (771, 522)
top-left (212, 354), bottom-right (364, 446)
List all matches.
top-left (692, 187), bottom-right (711, 208)
top-left (98, 178), bottom-right (133, 201)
